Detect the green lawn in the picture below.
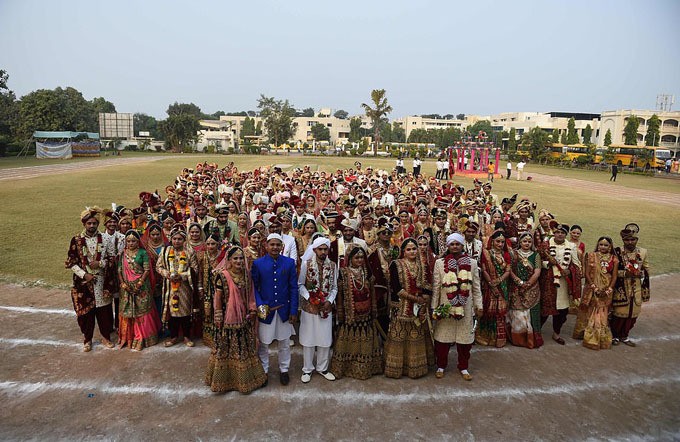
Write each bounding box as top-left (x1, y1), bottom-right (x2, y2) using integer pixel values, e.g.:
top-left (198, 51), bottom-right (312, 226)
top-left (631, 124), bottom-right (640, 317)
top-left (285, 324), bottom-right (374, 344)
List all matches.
top-left (1, 154), bottom-right (676, 288)
top-left (0, 150), bottom-right (165, 169)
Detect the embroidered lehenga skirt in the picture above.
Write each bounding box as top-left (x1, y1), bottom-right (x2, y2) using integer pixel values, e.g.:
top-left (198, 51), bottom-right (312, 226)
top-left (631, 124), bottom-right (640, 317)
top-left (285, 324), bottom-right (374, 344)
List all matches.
top-left (205, 321), bottom-right (266, 394)
top-left (384, 317), bottom-right (434, 379)
top-left (331, 318), bottom-right (383, 380)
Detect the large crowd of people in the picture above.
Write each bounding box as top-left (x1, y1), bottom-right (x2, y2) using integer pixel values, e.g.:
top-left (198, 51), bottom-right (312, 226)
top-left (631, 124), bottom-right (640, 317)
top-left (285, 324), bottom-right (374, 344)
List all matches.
top-left (66, 160), bottom-right (651, 393)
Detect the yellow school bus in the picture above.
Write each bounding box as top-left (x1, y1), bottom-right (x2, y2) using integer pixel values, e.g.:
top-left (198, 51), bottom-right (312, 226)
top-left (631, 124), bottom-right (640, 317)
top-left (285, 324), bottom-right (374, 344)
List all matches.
top-left (595, 145), bottom-right (672, 169)
top-left (548, 144), bottom-right (592, 161)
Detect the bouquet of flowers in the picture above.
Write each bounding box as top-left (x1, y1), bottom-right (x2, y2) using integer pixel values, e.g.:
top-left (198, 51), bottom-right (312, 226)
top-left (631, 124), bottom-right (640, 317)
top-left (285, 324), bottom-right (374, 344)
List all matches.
top-left (309, 289), bottom-right (329, 318)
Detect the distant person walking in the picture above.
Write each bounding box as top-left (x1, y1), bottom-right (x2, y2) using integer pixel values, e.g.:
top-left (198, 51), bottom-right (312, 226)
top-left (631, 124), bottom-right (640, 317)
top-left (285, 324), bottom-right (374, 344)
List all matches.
top-left (610, 164), bottom-right (618, 182)
top-left (516, 161), bottom-right (525, 181)
top-left (506, 161), bottom-right (512, 180)
top-left (665, 158), bottom-right (672, 174)
top-left (442, 156), bottom-right (449, 179)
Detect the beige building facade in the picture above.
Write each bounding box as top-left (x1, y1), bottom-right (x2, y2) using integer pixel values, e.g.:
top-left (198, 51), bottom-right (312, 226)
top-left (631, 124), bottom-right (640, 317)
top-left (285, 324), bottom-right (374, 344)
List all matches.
top-left (598, 109), bottom-right (680, 150)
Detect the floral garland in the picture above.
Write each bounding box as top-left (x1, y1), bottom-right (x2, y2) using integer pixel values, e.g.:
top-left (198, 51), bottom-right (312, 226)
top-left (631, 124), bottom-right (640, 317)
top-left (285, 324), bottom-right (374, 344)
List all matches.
top-left (81, 233), bottom-right (103, 274)
top-left (167, 246), bottom-right (187, 312)
top-left (434, 254), bottom-right (471, 320)
top-left (305, 257), bottom-right (334, 318)
top-left (621, 249), bottom-right (642, 278)
top-left (549, 238), bottom-right (572, 287)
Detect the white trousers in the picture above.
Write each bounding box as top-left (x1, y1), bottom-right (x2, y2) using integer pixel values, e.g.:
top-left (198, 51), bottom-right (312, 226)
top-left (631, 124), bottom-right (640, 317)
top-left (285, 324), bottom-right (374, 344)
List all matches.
top-left (302, 345), bottom-right (330, 374)
top-left (258, 338), bottom-right (291, 374)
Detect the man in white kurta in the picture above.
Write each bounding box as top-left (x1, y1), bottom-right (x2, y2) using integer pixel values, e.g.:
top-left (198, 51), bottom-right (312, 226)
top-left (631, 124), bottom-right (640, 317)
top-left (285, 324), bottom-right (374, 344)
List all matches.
top-left (298, 237), bottom-right (338, 383)
top-left (431, 233), bottom-right (482, 380)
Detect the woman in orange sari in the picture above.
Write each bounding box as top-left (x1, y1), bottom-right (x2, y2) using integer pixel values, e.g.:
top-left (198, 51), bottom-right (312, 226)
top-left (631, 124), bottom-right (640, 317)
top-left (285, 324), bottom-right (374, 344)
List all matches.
top-left (581, 237), bottom-right (618, 350)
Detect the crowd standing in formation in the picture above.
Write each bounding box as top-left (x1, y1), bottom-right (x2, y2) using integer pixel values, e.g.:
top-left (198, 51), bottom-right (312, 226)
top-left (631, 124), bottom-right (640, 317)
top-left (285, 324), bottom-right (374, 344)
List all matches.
top-left (66, 160), bottom-right (651, 393)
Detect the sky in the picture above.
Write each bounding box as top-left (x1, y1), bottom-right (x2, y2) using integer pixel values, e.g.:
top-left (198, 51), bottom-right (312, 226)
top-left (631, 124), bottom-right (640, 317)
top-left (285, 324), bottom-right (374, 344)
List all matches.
top-left (1, 0), bottom-right (679, 119)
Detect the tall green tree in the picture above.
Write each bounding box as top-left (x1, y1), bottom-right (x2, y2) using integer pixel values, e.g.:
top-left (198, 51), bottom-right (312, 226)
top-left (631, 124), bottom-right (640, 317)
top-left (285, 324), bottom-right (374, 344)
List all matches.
top-left (645, 114), bottom-right (661, 146)
top-left (552, 128), bottom-right (560, 143)
top-left (91, 97), bottom-right (116, 115)
top-left (241, 116), bottom-right (256, 138)
top-left (361, 89), bottom-right (393, 156)
top-left (349, 117), bottom-right (362, 143)
top-left (467, 120), bottom-right (494, 140)
top-left (133, 113), bottom-right (160, 138)
top-left (310, 123), bottom-right (330, 141)
top-left (257, 95), bottom-right (296, 147)
top-left (567, 117), bottom-right (579, 144)
top-left (17, 87), bottom-right (98, 139)
top-left (508, 127), bottom-right (517, 150)
top-left (523, 127), bottom-right (550, 160)
top-left (560, 131), bottom-right (567, 144)
top-left (582, 124), bottom-right (592, 144)
top-left (158, 113), bottom-right (200, 151)
top-left (623, 115), bottom-right (640, 145)
top-left (604, 128), bottom-right (612, 146)
top-left (392, 122), bottom-right (406, 143)
top-left (0, 70), bottom-right (18, 150)
top-left (167, 102), bottom-right (202, 118)
top-left (456, 113), bottom-right (465, 120)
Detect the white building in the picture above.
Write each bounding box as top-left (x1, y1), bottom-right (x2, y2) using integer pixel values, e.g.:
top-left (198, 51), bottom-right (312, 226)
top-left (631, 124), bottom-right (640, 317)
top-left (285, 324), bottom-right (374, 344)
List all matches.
top-left (599, 109), bottom-right (680, 152)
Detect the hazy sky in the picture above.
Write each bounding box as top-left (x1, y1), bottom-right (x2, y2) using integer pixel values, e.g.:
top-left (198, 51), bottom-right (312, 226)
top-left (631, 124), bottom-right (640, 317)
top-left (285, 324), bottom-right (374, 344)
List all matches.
top-left (1, 0), bottom-right (678, 119)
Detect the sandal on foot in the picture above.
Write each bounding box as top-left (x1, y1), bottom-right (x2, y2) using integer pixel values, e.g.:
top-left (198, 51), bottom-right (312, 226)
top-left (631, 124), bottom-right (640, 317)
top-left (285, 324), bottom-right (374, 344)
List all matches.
top-left (185, 340), bottom-right (195, 347)
top-left (83, 342), bottom-right (92, 352)
top-left (622, 339), bottom-right (636, 347)
top-left (460, 370), bottom-right (473, 381)
top-left (435, 370), bottom-right (445, 379)
top-left (164, 339), bottom-right (177, 347)
top-left (552, 335), bottom-right (566, 345)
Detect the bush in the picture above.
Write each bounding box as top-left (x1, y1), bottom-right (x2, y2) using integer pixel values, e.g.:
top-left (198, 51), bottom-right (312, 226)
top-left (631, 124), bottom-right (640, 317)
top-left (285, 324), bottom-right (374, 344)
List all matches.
top-left (205, 145), bottom-right (216, 154)
top-left (349, 148), bottom-right (357, 156)
top-left (125, 145), bottom-right (139, 151)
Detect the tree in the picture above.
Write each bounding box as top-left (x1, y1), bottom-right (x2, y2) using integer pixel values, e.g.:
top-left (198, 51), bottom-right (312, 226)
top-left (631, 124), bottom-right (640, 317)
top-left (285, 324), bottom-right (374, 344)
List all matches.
top-left (551, 128), bottom-right (560, 143)
top-left (560, 131), bottom-right (567, 144)
top-left (0, 70), bottom-right (18, 149)
top-left (158, 114), bottom-right (200, 151)
top-left (133, 113), bottom-right (160, 138)
top-left (257, 95), bottom-right (296, 147)
top-left (392, 122), bottom-right (406, 143)
top-left (645, 114), bottom-right (660, 146)
top-left (300, 107), bottom-right (315, 117)
top-left (456, 113), bottom-right (465, 120)
top-left (349, 117), bottom-right (362, 143)
top-left (508, 127), bottom-right (517, 151)
top-left (523, 127), bottom-right (550, 160)
top-left (466, 120), bottom-right (494, 141)
top-left (582, 124), bottom-right (592, 145)
top-left (255, 120), bottom-right (263, 136)
top-left (604, 129), bottom-right (612, 146)
top-left (310, 123), bottom-right (330, 141)
top-left (16, 87), bottom-right (98, 139)
top-left (333, 109), bottom-right (349, 119)
top-left (567, 117), bottom-right (579, 144)
top-left (212, 111), bottom-right (226, 118)
top-left (167, 102), bottom-right (202, 118)
top-left (361, 89), bottom-right (393, 156)
top-left (623, 115), bottom-right (639, 145)
top-left (242, 116), bottom-right (256, 138)
top-left (91, 97), bottom-right (116, 115)
top-left (443, 114), bottom-right (454, 120)
top-left (421, 114), bottom-right (442, 119)
top-left (379, 118), bottom-right (392, 143)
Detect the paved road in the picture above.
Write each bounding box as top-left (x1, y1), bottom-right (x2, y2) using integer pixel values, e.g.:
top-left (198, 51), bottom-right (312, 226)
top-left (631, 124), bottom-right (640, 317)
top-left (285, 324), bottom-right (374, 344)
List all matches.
top-left (0, 274), bottom-right (678, 440)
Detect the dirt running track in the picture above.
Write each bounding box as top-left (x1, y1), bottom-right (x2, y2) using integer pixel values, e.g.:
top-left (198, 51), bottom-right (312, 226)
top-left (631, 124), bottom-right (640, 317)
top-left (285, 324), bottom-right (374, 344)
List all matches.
top-left (0, 274), bottom-right (678, 441)
top-left (0, 156), bottom-right (169, 181)
top-left (527, 172), bottom-right (680, 207)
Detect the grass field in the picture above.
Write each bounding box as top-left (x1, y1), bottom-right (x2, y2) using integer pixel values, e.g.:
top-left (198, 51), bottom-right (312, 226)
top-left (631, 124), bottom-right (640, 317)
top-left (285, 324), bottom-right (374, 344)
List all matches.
top-left (1, 153), bottom-right (677, 287)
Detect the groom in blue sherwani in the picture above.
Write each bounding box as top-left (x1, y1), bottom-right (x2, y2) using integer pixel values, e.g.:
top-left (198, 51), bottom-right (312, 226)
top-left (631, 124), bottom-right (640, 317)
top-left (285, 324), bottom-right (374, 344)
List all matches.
top-left (251, 233), bottom-right (299, 386)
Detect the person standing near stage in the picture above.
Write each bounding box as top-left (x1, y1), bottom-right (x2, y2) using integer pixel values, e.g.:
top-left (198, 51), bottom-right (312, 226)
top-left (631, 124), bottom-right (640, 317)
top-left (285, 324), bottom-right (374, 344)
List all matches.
top-left (506, 160), bottom-right (512, 180)
top-left (611, 224), bottom-right (650, 347)
top-left (65, 207), bottom-right (115, 352)
top-left (251, 233), bottom-right (299, 386)
top-left (298, 237), bottom-right (338, 383)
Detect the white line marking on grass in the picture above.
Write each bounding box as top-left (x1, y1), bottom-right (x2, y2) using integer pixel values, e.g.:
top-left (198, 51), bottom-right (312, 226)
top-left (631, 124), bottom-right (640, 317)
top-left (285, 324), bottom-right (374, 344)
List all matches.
top-left (0, 306), bottom-right (75, 316)
top-left (1, 374), bottom-right (679, 404)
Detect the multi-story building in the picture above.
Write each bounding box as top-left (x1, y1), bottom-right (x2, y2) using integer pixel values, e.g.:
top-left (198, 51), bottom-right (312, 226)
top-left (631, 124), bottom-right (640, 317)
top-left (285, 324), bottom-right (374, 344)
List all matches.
top-left (488, 111), bottom-right (601, 143)
top-left (394, 115), bottom-right (468, 140)
top-left (598, 109), bottom-right (680, 152)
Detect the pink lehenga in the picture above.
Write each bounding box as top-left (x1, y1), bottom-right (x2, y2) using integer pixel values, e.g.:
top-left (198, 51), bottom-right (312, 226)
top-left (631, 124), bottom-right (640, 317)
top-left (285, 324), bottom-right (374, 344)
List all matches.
top-left (118, 249), bottom-right (160, 350)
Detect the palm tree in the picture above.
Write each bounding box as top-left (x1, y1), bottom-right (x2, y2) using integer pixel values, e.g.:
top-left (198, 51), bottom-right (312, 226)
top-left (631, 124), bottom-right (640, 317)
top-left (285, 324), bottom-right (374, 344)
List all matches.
top-left (361, 89), bottom-right (393, 156)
